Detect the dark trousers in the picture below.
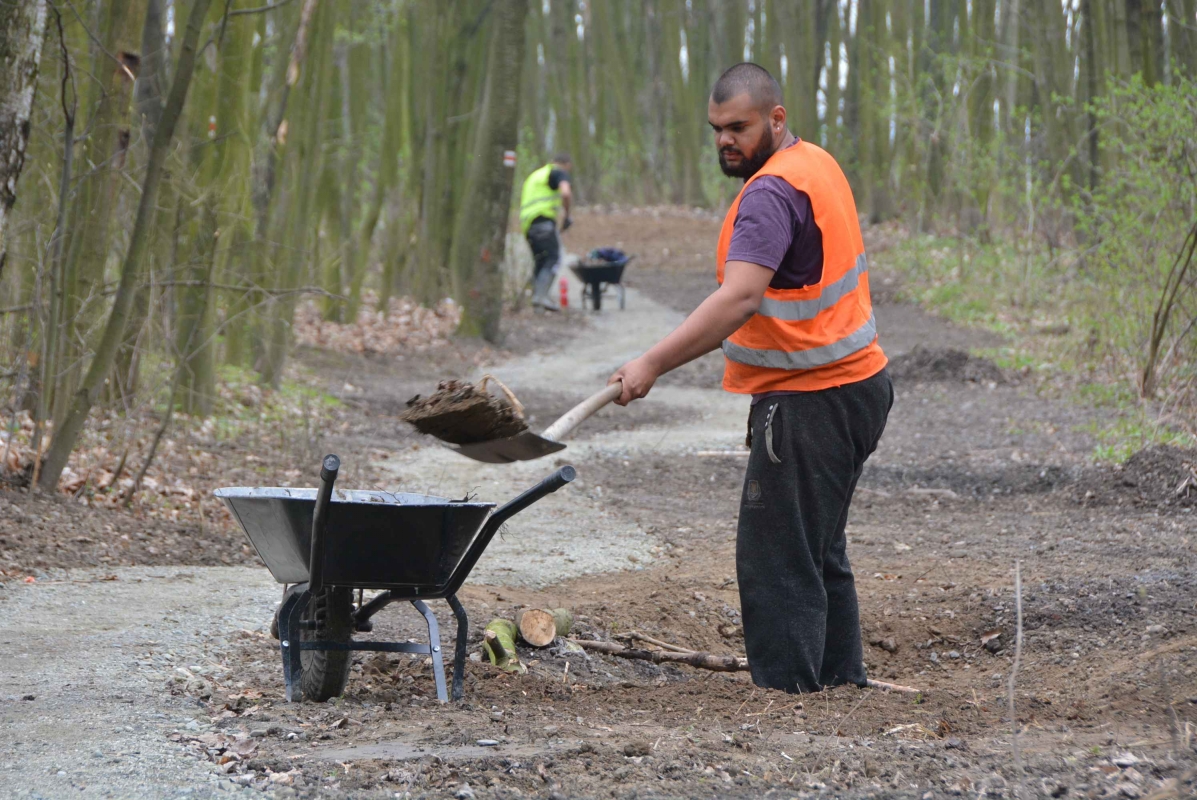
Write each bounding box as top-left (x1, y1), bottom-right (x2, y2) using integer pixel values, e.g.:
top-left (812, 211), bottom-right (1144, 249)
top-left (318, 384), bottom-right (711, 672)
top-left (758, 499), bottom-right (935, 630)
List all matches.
top-left (526, 218), bottom-right (560, 279)
top-left (736, 369), bottom-right (893, 693)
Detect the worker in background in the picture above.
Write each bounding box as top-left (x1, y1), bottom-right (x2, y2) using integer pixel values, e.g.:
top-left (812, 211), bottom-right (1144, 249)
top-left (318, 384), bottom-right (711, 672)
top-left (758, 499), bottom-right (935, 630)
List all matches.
top-left (519, 154), bottom-right (573, 311)
top-left (609, 63), bottom-right (892, 695)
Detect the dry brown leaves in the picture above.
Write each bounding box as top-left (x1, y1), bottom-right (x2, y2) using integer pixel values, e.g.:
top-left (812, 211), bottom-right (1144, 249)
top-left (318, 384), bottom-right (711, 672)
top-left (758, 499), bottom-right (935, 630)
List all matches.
top-left (293, 292), bottom-right (461, 355)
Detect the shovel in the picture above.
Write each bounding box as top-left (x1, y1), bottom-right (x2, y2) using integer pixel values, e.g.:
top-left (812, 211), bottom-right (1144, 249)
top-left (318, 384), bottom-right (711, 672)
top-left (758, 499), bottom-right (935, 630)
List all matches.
top-left (449, 381), bottom-right (623, 463)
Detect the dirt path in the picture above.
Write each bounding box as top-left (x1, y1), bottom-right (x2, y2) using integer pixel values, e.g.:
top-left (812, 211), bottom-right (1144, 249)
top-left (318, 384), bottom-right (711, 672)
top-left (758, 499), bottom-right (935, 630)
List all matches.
top-left (1, 209), bottom-right (1194, 799)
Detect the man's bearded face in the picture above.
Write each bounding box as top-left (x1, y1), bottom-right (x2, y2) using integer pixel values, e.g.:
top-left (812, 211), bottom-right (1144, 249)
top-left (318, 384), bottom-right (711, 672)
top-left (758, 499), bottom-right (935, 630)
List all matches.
top-left (718, 124), bottom-right (776, 178)
top-left (708, 94), bottom-right (781, 180)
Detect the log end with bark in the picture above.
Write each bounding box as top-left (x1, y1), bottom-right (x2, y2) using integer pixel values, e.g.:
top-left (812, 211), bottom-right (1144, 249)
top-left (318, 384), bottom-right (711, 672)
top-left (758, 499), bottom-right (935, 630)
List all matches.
top-left (515, 607), bottom-right (573, 647)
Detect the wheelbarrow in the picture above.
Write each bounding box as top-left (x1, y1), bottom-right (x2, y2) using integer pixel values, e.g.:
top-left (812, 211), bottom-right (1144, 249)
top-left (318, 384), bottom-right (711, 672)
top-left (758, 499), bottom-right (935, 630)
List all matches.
top-left (215, 455), bottom-right (576, 703)
top-left (571, 253), bottom-right (633, 311)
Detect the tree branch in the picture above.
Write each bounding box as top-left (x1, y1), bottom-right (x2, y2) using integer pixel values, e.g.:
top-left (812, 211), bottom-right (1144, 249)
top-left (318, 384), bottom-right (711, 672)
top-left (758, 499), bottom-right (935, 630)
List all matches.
top-left (229, 0), bottom-right (295, 16)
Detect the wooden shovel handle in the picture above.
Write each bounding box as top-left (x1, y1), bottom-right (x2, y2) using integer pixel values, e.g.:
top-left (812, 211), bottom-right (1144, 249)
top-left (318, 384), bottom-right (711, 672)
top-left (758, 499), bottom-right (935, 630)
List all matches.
top-left (542, 382), bottom-right (623, 443)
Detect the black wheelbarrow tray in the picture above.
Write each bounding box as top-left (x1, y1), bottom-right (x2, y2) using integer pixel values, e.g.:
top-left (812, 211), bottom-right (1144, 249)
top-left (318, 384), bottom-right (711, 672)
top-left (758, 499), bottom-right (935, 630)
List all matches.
top-left (215, 455), bottom-right (576, 703)
top-left (570, 255), bottom-right (633, 310)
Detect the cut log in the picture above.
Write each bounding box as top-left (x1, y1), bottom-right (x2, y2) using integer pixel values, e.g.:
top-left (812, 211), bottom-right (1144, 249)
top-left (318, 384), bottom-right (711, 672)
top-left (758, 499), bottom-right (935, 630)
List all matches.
top-left (516, 607), bottom-right (573, 647)
top-left (568, 639), bottom-right (747, 672)
top-left (482, 619), bottom-right (524, 673)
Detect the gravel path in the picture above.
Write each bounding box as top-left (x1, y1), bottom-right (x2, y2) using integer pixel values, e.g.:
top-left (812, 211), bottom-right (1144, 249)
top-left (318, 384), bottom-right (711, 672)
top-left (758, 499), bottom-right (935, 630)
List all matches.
top-left (0, 568), bottom-right (275, 799)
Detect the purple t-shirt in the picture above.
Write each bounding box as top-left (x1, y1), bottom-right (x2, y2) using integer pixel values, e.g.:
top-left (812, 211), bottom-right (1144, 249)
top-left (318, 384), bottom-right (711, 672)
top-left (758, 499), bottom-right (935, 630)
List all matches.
top-left (724, 144), bottom-right (824, 290)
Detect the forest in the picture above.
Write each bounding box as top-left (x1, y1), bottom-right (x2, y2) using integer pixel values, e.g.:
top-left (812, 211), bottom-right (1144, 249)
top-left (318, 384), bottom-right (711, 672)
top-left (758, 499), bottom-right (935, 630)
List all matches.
top-left (0, 0), bottom-right (1195, 494)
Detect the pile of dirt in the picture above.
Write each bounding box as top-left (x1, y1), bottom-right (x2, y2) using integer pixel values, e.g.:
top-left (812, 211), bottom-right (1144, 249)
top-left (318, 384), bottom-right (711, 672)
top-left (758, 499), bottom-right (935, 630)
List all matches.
top-left (1077, 444), bottom-right (1197, 508)
top-left (887, 345), bottom-right (1004, 384)
top-left (401, 379), bottom-right (528, 445)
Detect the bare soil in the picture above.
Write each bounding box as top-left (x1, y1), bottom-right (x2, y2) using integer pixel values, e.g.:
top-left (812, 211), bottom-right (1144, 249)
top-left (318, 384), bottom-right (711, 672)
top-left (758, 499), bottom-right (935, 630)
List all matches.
top-left (887, 345), bottom-right (1007, 386)
top-left (2, 209), bottom-right (1195, 799)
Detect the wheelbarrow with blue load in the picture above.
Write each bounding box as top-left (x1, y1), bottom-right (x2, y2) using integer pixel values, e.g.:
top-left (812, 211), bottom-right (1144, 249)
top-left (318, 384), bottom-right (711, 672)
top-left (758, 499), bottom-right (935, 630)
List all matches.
top-left (571, 247), bottom-right (633, 311)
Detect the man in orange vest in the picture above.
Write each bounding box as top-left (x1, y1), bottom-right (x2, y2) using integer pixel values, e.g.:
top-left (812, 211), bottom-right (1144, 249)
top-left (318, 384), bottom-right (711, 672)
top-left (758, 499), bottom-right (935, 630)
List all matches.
top-left (609, 63), bottom-right (892, 694)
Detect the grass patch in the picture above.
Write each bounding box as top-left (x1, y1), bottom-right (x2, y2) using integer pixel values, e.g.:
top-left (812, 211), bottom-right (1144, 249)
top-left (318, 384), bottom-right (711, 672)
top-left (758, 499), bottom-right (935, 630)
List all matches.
top-left (881, 234), bottom-right (1050, 337)
top-left (879, 230), bottom-right (1196, 466)
top-left (1085, 413), bottom-right (1196, 464)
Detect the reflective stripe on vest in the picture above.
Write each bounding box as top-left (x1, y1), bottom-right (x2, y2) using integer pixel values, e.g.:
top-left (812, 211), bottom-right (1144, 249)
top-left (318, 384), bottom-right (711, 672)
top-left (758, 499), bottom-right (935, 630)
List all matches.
top-left (519, 164), bottom-right (560, 234)
top-left (755, 253), bottom-right (868, 321)
top-left (722, 313), bottom-right (877, 370)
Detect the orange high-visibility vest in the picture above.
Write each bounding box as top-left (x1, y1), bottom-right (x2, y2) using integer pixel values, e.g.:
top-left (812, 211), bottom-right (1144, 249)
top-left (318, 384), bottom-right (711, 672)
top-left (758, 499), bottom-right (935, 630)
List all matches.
top-left (716, 141), bottom-right (887, 394)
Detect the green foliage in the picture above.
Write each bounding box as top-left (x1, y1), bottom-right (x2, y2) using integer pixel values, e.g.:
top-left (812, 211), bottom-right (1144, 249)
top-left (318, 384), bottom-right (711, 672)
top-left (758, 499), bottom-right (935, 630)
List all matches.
top-left (881, 234), bottom-right (1046, 335)
top-left (1073, 77), bottom-right (1197, 400)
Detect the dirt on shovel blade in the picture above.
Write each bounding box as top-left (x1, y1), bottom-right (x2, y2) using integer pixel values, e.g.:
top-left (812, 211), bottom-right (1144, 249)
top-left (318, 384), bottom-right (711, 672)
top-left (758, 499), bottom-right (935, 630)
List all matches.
top-left (401, 379), bottom-right (528, 445)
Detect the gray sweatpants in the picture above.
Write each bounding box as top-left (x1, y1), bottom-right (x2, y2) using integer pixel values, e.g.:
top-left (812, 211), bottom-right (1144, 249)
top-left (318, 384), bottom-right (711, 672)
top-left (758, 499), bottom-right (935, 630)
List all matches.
top-left (737, 369), bottom-right (893, 693)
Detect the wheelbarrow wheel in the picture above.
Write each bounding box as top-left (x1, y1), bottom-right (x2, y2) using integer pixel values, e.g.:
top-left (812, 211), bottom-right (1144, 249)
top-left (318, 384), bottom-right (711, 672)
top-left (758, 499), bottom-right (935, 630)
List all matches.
top-left (300, 585), bottom-right (353, 702)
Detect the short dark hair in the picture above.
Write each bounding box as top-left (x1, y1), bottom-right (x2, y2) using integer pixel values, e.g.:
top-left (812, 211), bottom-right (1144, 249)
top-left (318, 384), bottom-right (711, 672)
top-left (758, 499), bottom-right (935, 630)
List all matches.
top-left (552, 153), bottom-right (572, 166)
top-left (710, 63), bottom-right (783, 113)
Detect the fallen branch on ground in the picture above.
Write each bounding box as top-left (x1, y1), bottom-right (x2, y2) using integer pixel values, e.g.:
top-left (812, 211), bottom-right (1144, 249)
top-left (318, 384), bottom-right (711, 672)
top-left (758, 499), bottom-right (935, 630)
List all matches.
top-left (568, 639), bottom-right (747, 672)
top-left (570, 638), bottom-right (923, 694)
top-left (865, 679), bottom-right (921, 694)
top-left (622, 631), bottom-right (698, 654)
top-left (1008, 559), bottom-right (1026, 799)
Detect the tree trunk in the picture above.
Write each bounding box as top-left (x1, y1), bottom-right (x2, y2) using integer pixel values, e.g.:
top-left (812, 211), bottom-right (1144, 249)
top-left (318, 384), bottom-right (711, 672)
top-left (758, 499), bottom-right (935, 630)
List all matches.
top-left (260, 0), bottom-right (335, 386)
top-left (998, 0), bottom-right (1022, 136)
top-left (780, 0), bottom-right (820, 142)
top-left (1170, 0), bottom-right (1197, 77)
top-left (53, 0), bottom-right (148, 424)
top-left (242, 0), bottom-right (312, 374)
top-left (1030, 0), bottom-right (1080, 191)
top-left (39, 0), bottom-right (215, 492)
top-left (1145, 0), bottom-right (1165, 85)
top-left (111, 0), bottom-right (171, 403)
top-left (720, 0), bottom-right (746, 68)
top-left (825, 0), bottom-right (843, 155)
top-left (450, 0), bottom-right (528, 342)
top-left (0, 0), bottom-right (48, 280)
top-left (660, 0), bottom-right (706, 206)
top-left (1081, 0), bottom-right (1103, 193)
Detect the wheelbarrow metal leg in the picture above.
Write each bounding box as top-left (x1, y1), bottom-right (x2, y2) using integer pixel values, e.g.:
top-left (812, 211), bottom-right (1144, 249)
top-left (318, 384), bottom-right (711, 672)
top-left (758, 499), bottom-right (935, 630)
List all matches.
top-left (412, 599), bottom-right (448, 703)
top-left (447, 595), bottom-right (468, 702)
top-left (279, 586), bottom-right (310, 703)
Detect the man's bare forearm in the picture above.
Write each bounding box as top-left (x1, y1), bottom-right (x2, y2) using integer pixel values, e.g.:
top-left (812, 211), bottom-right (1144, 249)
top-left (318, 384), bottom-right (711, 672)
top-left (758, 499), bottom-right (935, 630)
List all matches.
top-left (641, 285), bottom-right (758, 374)
top-left (609, 260), bottom-right (773, 405)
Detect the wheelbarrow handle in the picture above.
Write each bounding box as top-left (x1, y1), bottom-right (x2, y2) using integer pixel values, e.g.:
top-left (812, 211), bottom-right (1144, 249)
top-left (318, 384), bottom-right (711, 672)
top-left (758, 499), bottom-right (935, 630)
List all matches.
top-left (444, 465), bottom-right (576, 596)
top-left (489, 465), bottom-right (577, 526)
top-left (308, 453), bottom-right (340, 594)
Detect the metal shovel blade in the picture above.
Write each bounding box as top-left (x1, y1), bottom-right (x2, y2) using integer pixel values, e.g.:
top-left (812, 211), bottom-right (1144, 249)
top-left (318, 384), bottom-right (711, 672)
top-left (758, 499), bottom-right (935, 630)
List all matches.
top-left (448, 432), bottom-right (566, 464)
top-left (446, 382), bottom-right (623, 464)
